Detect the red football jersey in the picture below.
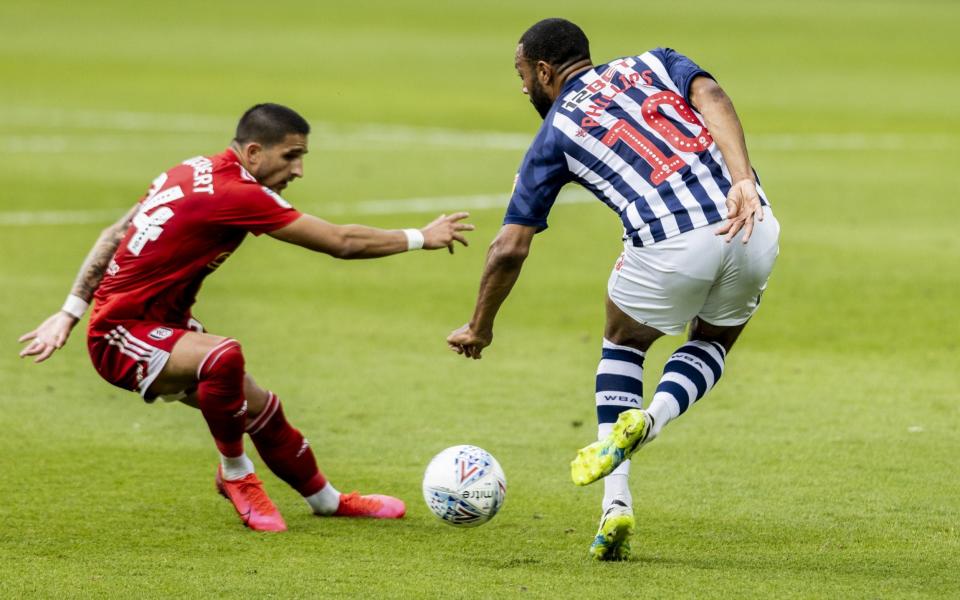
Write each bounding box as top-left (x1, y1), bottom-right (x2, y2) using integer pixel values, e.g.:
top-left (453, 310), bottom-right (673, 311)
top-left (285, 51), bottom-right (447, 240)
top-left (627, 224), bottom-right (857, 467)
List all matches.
top-left (90, 149), bottom-right (301, 329)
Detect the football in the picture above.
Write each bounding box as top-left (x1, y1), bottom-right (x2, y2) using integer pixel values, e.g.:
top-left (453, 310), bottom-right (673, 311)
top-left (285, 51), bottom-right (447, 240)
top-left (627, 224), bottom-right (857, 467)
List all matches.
top-left (422, 445), bottom-right (507, 527)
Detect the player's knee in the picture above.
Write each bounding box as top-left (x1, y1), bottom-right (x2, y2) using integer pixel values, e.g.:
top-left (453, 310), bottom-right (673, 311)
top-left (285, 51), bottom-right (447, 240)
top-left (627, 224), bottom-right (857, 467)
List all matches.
top-left (198, 339), bottom-right (245, 382)
top-left (604, 327), bottom-right (659, 352)
top-left (606, 333), bottom-right (641, 351)
top-left (217, 343), bottom-right (245, 377)
top-left (689, 318), bottom-right (742, 352)
top-left (604, 301), bottom-right (662, 350)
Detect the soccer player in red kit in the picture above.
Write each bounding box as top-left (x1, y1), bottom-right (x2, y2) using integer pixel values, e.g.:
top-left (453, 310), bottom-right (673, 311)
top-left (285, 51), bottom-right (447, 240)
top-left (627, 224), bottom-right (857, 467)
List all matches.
top-left (18, 103), bottom-right (474, 532)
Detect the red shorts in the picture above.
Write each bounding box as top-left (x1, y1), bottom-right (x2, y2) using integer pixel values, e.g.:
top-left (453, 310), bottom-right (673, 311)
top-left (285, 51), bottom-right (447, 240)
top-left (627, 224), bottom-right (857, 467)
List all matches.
top-left (87, 320), bottom-right (197, 401)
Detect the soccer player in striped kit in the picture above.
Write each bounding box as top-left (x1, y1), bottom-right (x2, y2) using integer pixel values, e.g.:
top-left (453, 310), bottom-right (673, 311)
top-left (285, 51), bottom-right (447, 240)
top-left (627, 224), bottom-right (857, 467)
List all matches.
top-left (19, 103), bottom-right (474, 532)
top-left (447, 19), bottom-right (780, 560)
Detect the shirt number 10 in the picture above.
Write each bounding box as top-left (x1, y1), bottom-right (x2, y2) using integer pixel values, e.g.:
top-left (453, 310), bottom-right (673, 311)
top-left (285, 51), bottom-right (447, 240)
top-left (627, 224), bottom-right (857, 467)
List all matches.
top-left (600, 91), bottom-right (713, 186)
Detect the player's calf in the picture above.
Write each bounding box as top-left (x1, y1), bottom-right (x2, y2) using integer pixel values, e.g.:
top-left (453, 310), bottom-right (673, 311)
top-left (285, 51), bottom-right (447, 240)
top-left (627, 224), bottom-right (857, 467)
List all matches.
top-left (246, 392), bottom-right (328, 498)
top-left (594, 338), bottom-right (646, 510)
top-left (646, 340), bottom-right (726, 437)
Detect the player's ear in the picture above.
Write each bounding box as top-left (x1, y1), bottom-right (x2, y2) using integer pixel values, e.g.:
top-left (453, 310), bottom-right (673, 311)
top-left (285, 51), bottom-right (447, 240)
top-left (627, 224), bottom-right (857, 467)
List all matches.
top-left (244, 142), bottom-right (263, 165)
top-left (536, 60), bottom-right (554, 86)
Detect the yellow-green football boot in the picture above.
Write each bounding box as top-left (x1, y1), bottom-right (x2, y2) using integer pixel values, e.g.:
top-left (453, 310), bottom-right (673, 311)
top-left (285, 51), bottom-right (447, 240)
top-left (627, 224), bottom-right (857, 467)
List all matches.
top-left (571, 409), bottom-right (655, 486)
top-left (589, 500), bottom-right (634, 561)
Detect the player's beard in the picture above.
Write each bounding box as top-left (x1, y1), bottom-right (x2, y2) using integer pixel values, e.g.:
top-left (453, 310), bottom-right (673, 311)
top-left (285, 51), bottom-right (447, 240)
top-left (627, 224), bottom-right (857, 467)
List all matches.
top-left (528, 79), bottom-right (553, 119)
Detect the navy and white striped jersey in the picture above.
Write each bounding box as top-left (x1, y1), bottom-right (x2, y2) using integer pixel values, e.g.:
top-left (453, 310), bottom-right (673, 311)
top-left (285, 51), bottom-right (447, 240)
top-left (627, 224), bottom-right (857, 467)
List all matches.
top-left (504, 48), bottom-right (769, 246)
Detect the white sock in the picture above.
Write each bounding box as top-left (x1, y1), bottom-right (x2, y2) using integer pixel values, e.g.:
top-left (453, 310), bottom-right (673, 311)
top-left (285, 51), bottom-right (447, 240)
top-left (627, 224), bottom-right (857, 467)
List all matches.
top-left (304, 482), bottom-right (341, 515)
top-left (220, 453), bottom-right (255, 480)
top-left (602, 469), bottom-right (632, 511)
top-left (599, 423), bottom-right (632, 510)
top-left (646, 397), bottom-right (679, 437)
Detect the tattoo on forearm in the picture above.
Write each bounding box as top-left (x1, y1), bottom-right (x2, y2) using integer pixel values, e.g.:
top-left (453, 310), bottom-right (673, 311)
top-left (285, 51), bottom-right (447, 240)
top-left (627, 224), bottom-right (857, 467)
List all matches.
top-left (70, 227), bottom-right (126, 302)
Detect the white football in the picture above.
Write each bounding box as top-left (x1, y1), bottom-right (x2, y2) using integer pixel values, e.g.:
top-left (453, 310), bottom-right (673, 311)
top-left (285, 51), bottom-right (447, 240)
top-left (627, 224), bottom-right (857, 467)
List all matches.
top-left (422, 445), bottom-right (507, 527)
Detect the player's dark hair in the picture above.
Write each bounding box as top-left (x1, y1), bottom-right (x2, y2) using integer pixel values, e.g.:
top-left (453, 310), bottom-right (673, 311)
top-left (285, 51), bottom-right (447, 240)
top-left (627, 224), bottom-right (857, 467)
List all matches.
top-left (519, 18), bottom-right (591, 69)
top-left (234, 103), bottom-right (310, 147)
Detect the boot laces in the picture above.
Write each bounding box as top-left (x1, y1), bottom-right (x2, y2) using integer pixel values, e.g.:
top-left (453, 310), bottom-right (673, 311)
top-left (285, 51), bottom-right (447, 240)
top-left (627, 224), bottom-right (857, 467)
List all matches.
top-left (236, 476), bottom-right (276, 514)
top-left (340, 492), bottom-right (381, 514)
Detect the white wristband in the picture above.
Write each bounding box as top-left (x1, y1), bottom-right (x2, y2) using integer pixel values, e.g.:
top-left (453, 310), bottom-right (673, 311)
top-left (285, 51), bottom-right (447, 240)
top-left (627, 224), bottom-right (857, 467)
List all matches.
top-left (403, 228), bottom-right (424, 251)
top-left (61, 294), bottom-right (89, 320)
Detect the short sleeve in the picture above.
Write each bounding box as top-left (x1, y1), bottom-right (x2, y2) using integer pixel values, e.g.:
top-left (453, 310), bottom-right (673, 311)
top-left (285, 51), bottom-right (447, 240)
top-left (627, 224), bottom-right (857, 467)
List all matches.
top-left (503, 126), bottom-right (571, 232)
top-left (648, 47), bottom-right (714, 104)
top-left (215, 181), bottom-right (302, 235)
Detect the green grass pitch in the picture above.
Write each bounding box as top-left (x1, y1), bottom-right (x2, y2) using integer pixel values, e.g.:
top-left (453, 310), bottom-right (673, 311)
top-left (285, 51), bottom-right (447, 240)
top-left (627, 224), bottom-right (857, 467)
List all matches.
top-left (1, 0), bottom-right (958, 597)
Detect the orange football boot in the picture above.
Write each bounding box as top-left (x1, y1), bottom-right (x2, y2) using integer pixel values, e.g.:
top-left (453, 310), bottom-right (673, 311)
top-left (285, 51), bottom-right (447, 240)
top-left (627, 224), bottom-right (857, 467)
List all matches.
top-left (333, 492), bottom-right (406, 519)
top-left (215, 466), bottom-right (287, 532)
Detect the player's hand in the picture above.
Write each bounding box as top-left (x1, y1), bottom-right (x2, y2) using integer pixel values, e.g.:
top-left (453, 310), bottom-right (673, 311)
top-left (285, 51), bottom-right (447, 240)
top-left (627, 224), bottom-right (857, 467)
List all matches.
top-left (18, 311), bottom-right (79, 363)
top-left (421, 212), bottom-right (475, 254)
top-left (716, 179), bottom-right (764, 244)
top-left (447, 323), bottom-right (492, 360)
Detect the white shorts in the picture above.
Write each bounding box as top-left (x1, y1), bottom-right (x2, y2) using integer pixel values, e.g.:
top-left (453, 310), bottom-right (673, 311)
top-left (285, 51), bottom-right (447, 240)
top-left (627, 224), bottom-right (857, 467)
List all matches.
top-left (607, 213), bottom-right (780, 335)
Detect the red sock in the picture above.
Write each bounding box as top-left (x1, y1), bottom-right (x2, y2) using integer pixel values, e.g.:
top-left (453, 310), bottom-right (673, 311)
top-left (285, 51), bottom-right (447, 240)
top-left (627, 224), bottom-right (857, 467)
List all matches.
top-left (196, 339), bottom-right (247, 457)
top-left (246, 393), bottom-right (327, 496)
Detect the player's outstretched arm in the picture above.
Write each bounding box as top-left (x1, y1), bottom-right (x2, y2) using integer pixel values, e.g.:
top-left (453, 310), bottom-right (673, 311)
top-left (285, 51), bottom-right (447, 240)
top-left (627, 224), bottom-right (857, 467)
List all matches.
top-left (18, 204), bottom-right (137, 363)
top-left (689, 76), bottom-right (764, 244)
top-left (268, 212), bottom-right (474, 259)
top-left (447, 224), bottom-right (536, 360)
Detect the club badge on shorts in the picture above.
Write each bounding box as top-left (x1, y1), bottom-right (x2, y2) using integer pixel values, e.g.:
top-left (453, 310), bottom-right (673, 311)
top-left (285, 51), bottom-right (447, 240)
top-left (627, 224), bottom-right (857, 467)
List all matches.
top-left (148, 327), bottom-right (173, 341)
